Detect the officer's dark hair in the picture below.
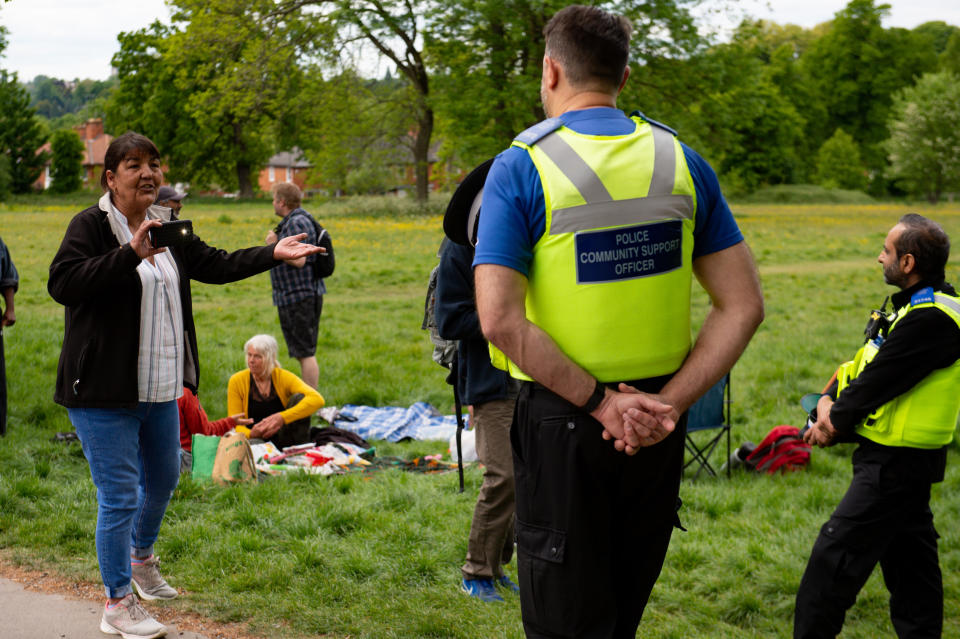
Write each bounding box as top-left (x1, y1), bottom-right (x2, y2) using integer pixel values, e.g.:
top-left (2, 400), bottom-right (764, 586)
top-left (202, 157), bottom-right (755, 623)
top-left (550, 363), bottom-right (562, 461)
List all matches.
top-left (101, 132), bottom-right (160, 191)
top-left (896, 213), bottom-right (950, 282)
top-left (544, 5), bottom-right (631, 93)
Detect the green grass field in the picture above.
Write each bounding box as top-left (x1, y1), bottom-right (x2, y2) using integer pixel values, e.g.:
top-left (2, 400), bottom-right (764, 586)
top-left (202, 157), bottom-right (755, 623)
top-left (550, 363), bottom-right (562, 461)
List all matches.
top-left (1, 196), bottom-right (958, 638)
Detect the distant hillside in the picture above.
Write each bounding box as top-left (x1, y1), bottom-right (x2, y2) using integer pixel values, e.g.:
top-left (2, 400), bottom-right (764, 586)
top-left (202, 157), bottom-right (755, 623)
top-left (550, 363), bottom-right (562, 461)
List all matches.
top-left (24, 75), bottom-right (115, 120)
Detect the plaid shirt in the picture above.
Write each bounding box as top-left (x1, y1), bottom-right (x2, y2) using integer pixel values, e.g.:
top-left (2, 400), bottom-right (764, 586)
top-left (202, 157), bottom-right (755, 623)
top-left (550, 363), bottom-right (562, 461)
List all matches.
top-left (0, 236), bottom-right (17, 294)
top-left (270, 208), bottom-right (325, 306)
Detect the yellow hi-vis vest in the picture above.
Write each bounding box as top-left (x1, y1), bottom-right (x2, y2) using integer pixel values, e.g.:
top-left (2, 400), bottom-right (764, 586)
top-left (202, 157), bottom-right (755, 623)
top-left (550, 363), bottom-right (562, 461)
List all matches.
top-left (489, 115), bottom-right (697, 382)
top-left (836, 287), bottom-right (960, 448)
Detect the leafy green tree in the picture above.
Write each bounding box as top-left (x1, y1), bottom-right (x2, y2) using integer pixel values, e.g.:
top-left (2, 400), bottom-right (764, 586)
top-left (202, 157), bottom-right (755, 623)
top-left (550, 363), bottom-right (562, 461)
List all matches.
top-left (26, 75), bottom-right (70, 119)
top-left (941, 30), bottom-right (960, 75)
top-left (702, 78), bottom-right (805, 191)
top-left (0, 70), bottom-right (49, 193)
top-left (814, 128), bottom-right (867, 191)
top-left (429, 0), bottom-right (704, 167)
top-left (25, 75), bottom-right (116, 119)
top-left (106, 22), bottom-right (193, 182)
top-left (884, 71), bottom-right (960, 203)
top-left (912, 21), bottom-right (958, 55)
top-left (0, 153), bottom-right (11, 201)
top-left (107, 0), bottom-right (317, 197)
top-left (275, 0), bottom-right (703, 198)
top-left (275, 0), bottom-right (436, 201)
top-left (294, 69), bottom-right (412, 195)
top-left (798, 0), bottom-right (937, 177)
top-left (427, 0), bottom-right (546, 165)
top-left (48, 129), bottom-right (85, 193)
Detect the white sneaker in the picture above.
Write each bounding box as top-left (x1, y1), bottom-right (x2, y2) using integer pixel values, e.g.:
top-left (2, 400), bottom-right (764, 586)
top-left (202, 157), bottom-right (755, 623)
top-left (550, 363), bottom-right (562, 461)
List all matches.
top-left (100, 593), bottom-right (167, 639)
top-left (131, 555), bottom-right (178, 600)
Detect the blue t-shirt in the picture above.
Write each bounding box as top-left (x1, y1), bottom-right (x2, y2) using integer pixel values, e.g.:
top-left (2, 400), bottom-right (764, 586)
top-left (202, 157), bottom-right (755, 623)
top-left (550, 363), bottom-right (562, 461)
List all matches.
top-left (473, 107), bottom-right (743, 275)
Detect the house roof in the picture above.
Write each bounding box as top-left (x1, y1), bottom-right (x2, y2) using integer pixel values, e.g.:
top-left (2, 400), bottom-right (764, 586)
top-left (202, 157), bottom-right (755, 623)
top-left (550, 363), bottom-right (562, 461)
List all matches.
top-left (266, 148), bottom-right (312, 168)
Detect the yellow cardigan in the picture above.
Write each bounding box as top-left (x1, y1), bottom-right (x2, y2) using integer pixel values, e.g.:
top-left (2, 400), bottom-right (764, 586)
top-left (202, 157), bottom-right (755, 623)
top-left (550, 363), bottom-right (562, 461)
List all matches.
top-left (227, 367), bottom-right (325, 426)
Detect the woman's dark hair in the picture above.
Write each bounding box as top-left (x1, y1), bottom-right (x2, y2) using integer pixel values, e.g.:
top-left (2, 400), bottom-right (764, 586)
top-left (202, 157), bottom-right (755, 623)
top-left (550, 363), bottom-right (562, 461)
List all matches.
top-left (100, 132), bottom-right (161, 191)
top-left (896, 213), bottom-right (951, 282)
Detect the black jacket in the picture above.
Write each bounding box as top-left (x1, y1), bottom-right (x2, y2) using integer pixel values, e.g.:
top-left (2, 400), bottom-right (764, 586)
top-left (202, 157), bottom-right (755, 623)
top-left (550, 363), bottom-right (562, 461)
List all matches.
top-left (829, 279), bottom-right (960, 432)
top-left (49, 204), bottom-right (277, 408)
top-left (828, 279), bottom-right (960, 482)
top-left (434, 240), bottom-right (511, 406)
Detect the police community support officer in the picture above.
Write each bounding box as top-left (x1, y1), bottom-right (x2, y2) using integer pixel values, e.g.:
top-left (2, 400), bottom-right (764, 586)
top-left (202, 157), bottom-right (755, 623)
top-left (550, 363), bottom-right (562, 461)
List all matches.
top-left (473, 5), bottom-right (764, 638)
top-left (796, 214), bottom-right (960, 638)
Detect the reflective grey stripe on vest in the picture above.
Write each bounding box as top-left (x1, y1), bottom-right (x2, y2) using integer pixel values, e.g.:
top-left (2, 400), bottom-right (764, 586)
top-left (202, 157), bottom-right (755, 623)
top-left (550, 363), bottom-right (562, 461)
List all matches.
top-left (536, 132), bottom-right (612, 203)
top-left (648, 126), bottom-right (676, 197)
top-left (549, 195), bottom-right (694, 234)
top-left (934, 294), bottom-right (960, 316)
top-left (535, 125), bottom-right (692, 235)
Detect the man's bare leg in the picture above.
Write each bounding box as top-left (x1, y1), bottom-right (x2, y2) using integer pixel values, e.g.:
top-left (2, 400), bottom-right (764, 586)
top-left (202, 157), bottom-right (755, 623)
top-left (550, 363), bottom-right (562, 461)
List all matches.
top-left (299, 356), bottom-right (319, 389)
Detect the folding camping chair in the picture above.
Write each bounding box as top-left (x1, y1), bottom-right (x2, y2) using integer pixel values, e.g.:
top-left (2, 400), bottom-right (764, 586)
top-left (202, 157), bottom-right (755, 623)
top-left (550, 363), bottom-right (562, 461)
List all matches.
top-left (683, 373), bottom-right (731, 479)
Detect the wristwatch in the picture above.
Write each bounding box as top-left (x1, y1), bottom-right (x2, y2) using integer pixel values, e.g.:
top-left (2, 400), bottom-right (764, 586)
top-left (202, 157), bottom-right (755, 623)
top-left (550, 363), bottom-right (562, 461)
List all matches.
top-left (579, 378), bottom-right (606, 413)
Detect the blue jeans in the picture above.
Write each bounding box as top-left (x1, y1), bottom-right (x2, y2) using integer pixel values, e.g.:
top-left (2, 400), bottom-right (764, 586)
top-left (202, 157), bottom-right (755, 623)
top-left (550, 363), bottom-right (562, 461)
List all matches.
top-left (69, 401), bottom-right (181, 598)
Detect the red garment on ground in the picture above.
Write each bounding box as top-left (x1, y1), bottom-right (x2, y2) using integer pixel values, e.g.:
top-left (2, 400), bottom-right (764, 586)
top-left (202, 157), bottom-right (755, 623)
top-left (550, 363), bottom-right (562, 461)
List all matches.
top-left (178, 386), bottom-right (236, 451)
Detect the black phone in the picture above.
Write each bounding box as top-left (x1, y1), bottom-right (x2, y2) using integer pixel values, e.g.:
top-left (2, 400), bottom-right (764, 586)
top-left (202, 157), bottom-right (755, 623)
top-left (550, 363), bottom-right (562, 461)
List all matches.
top-left (150, 219), bottom-right (193, 248)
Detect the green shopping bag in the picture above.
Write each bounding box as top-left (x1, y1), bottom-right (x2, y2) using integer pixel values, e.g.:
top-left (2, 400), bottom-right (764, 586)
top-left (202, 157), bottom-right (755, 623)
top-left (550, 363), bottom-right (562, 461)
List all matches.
top-left (191, 434), bottom-right (220, 481)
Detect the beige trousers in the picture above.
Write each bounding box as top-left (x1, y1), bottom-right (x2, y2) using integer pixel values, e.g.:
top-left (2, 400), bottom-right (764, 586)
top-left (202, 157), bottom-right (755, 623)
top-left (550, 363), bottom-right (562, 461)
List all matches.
top-left (462, 397), bottom-right (517, 580)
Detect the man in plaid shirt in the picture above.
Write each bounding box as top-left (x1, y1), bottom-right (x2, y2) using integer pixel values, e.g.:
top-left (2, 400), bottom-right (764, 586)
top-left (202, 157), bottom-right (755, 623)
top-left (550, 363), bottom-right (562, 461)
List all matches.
top-left (265, 182), bottom-right (331, 388)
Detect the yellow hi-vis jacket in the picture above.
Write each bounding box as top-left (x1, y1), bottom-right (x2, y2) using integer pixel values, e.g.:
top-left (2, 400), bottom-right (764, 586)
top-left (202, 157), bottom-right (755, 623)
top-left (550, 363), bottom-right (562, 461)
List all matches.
top-left (489, 115), bottom-right (697, 382)
top-left (836, 287), bottom-right (960, 448)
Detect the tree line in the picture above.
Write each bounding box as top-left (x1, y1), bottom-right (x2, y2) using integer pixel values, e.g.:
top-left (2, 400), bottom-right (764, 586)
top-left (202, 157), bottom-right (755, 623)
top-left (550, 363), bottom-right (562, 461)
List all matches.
top-left (1, 0), bottom-right (958, 202)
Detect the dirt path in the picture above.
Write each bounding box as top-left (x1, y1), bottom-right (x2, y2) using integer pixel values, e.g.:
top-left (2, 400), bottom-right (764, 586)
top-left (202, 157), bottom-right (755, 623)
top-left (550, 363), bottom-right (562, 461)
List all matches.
top-left (0, 556), bottom-right (265, 639)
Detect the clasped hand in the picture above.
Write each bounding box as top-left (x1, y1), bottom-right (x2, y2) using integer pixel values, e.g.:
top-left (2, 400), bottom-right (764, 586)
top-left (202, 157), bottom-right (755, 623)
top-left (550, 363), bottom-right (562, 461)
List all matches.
top-left (250, 413), bottom-right (285, 440)
top-left (803, 394), bottom-right (838, 448)
top-left (595, 383), bottom-right (677, 456)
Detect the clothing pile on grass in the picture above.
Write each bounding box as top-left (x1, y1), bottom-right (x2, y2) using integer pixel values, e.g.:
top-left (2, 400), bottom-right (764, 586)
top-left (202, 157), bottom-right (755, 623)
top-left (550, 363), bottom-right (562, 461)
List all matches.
top-left (251, 443), bottom-right (460, 478)
top-left (251, 440), bottom-right (374, 476)
top-left (191, 402), bottom-right (466, 482)
top-left (190, 432), bottom-right (374, 481)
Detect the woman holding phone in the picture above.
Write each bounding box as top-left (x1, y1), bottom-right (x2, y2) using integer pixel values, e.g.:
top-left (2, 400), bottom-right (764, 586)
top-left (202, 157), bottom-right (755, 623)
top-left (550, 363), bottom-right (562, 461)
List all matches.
top-left (48, 132), bottom-right (321, 639)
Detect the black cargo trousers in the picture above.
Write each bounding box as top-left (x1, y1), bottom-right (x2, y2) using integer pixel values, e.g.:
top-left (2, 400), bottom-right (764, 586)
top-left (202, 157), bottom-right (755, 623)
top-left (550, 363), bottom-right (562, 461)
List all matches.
top-left (794, 444), bottom-right (942, 639)
top-left (511, 378), bottom-right (686, 639)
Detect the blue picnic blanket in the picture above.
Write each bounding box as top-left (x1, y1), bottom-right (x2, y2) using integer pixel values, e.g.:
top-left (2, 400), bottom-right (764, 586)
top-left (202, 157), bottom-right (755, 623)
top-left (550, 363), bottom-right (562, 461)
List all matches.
top-left (335, 402), bottom-right (468, 442)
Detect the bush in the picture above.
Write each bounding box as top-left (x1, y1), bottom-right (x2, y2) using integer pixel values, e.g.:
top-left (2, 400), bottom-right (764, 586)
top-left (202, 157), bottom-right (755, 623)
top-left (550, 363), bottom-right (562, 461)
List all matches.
top-left (814, 129), bottom-right (868, 191)
top-left (0, 154), bottom-right (11, 201)
top-left (49, 129), bottom-right (85, 193)
top-left (735, 184), bottom-right (874, 204)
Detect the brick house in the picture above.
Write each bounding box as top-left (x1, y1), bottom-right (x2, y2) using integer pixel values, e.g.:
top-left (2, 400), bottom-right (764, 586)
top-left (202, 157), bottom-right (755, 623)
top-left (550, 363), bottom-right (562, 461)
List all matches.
top-left (258, 148), bottom-right (316, 193)
top-left (34, 118), bottom-right (113, 190)
top-left (258, 142), bottom-right (453, 197)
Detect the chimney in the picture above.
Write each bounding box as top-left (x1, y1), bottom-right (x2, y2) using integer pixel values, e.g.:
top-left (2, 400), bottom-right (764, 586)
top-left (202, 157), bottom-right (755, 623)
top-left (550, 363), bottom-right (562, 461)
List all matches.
top-left (76, 118), bottom-right (104, 141)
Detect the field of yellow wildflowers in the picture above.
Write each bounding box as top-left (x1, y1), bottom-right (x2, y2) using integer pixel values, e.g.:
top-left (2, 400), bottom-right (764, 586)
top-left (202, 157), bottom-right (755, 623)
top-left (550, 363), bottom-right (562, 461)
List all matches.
top-left (0, 196), bottom-right (957, 638)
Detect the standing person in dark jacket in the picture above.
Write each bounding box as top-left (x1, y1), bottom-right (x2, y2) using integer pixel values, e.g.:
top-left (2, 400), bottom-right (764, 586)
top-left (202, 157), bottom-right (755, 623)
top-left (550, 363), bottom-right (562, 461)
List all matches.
top-left (436, 161), bottom-right (520, 603)
top-left (0, 235), bottom-right (17, 437)
top-left (48, 132), bottom-right (322, 639)
top-left (795, 214), bottom-right (960, 639)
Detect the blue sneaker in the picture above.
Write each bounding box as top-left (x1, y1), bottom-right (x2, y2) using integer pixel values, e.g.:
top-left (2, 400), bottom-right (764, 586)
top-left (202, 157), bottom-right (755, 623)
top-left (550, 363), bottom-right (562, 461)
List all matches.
top-left (461, 577), bottom-right (504, 602)
top-left (495, 575), bottom-right (520, 593)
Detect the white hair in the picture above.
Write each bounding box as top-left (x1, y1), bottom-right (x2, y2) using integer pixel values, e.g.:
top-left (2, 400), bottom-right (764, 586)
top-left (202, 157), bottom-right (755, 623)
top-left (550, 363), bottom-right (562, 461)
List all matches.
top-left (244, 334), bottom-right (281, 377)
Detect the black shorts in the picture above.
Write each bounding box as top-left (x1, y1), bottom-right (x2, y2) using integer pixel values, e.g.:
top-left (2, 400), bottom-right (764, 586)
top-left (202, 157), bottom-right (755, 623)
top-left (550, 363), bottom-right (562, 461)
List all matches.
top-left (277, 295), bottom-right (322, 358)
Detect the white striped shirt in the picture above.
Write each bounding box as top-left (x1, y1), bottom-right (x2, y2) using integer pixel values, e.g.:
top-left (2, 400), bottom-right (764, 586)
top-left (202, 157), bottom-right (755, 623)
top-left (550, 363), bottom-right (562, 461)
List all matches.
top-left (106, 201), bottom-right (184, 402)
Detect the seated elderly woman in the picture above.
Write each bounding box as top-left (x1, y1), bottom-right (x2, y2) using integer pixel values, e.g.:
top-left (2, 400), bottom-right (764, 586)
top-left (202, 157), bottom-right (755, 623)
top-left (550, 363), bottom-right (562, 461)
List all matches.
top-left (227, 334), bottom-right (324, 449)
